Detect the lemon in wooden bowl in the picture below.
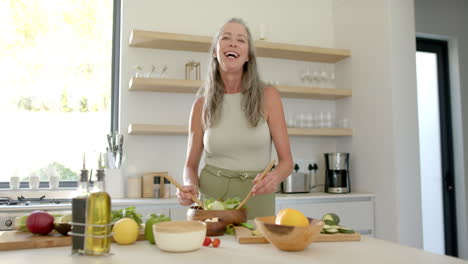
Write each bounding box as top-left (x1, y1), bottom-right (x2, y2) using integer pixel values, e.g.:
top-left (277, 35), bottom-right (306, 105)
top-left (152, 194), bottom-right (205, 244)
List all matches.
top-left (255, 215), bottom-right (324, 251)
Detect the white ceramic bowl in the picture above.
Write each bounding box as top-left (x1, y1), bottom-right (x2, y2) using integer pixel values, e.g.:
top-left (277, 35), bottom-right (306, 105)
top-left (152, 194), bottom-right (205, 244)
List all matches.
top-left (153, 221), bottom-right (206, 252)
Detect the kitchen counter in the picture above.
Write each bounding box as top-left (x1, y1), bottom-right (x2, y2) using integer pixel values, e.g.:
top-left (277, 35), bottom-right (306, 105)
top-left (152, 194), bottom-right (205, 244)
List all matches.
top-left (0, 235), bottom-right (465, 264)
top-left (0, 192), bottom-right (374, 211)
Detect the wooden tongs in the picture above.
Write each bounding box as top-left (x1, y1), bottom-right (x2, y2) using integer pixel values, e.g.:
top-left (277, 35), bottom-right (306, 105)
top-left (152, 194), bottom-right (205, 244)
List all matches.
top-left (164, 174), bottom-right (205, 210)
top-left (236, 160), bottom-right (276, 210)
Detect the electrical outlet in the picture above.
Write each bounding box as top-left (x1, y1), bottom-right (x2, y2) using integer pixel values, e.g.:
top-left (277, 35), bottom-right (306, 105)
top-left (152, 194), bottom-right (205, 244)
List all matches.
top-left (304, 159), bottom-right (316, 173)
top-left (295, 159), bottom-right (305, 173)
top-left (304, 159), bottom-right (318, 190)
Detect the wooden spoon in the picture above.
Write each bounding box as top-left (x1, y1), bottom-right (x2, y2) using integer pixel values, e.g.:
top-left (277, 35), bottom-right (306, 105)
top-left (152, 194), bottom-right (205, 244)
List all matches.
top-left (164, 174), bottom-right (205, 210)
top-left (236, 160), bottom-right (276, 210)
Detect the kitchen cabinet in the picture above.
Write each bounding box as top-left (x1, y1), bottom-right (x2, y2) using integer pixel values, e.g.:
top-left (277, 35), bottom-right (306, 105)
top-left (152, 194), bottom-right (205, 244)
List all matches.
top-left (276, 193), bottom-right (375, 236)
top-left (127, 29), bottom-right (352, 138)
top-left (0, 194), bottom-right (374, 232)
top-left (114, 193), bottom-right (375, 235)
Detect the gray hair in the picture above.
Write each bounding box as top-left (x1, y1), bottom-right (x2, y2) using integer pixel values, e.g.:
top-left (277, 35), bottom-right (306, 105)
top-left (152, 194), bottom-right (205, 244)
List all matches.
top-left (198, 17), bottom-right (265, 129)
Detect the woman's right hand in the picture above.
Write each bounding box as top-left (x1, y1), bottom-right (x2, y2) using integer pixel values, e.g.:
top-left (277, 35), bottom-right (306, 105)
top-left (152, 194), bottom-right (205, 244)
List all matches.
top-left (176, 185), bottom-right (199, 206)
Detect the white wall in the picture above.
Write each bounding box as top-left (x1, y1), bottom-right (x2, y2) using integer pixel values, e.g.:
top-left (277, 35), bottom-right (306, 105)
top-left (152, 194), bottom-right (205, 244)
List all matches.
top-left (414, 0), bottom-right (468, 259)
top-left (333, 0), bottom-right (422, 247)
top-left (119, 0), bottom-right (338, 197)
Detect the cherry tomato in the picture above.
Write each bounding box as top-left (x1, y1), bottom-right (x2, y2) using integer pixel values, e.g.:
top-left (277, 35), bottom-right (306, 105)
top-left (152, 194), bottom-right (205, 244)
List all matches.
top-left (212, 238), bottom-right (221, 248)
top-left (203, 237), bottom-right (212, 246)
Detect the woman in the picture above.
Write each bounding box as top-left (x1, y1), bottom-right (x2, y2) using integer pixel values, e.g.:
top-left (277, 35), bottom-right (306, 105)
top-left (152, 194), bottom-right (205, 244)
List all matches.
top-left (177, 18), bottom-right (293, 219)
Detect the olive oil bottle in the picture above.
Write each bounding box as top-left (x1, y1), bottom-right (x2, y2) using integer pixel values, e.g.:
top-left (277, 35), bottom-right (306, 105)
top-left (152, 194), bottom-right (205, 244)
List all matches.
top-left (85, 160), bottom-right (111, 256)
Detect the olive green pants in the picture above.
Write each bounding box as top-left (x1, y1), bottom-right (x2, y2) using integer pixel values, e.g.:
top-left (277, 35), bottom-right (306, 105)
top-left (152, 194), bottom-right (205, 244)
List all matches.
top-left (199, 164), bottom-right (275, 220)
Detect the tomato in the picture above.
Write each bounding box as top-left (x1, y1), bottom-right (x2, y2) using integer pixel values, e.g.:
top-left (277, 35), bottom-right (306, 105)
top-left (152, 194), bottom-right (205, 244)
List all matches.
top-left (212, 238), bottom-right (220, 248)
top-left (203, 237), bottom-right (212, 246)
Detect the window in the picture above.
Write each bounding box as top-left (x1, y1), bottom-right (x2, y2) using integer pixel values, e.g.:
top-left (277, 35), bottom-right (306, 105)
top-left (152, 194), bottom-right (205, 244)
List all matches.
top-left (0, 0), bottom-right (120, 187)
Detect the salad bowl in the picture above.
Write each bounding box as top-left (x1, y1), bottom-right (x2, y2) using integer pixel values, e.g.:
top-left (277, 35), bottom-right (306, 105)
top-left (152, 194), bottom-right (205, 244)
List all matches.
top-left (186, 206), bottom-right (247, 225)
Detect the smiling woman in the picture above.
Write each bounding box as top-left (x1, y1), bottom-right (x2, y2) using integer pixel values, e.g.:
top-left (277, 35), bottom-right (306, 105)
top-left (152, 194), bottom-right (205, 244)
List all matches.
top-left (177, 18), bottom-right (293, 219)
top-left (0, 0), bottom-right (119, 187)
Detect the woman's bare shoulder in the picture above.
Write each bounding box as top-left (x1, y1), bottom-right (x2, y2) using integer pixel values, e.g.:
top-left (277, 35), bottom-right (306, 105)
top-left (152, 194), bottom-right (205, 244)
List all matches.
top-left (263, 85), bottom-right (281, 101)
top-left (193, 96), bottom-right (205, 108)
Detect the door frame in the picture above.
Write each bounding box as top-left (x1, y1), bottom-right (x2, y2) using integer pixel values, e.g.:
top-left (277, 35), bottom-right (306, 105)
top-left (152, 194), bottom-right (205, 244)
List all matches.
top-left (416, 37), bottom-right (458, 257)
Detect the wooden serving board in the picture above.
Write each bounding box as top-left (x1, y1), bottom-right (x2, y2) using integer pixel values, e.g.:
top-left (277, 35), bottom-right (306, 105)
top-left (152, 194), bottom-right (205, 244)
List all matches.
top-left (0, 229), bottom-right (146, 251)
top-left (234, 226), bottom-right (361, 244)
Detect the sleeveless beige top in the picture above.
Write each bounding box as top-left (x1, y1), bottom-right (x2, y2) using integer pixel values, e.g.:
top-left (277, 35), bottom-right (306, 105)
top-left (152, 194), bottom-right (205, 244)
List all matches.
top-left (203, 93), bottom-right (271, 171)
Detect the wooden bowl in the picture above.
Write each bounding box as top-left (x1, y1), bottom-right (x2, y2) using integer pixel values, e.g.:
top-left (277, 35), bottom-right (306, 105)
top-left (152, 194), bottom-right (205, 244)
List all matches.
top-left (187, 206), bottom-right (247, 225)
top-left (186, 206), bottom-right (247, 236)
top-left (255, 216), bottom-right (324, 251)
top-left (205, 221), bottom-right (228, 236)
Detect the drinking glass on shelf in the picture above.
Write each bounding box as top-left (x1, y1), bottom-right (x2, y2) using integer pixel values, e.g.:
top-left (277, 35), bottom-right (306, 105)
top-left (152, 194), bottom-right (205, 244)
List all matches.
top-left (317, 112), bottom-right (325, 128)
top-left (47, 166), bottom-right (59, 189)
top-left (324, 111), bottom-right (333, 128)
top-left (300, 67), bottom-right (312, 85)
top-left (286, 113), bottom-right (295, 128)
top-left (306, 112), bottom-right (313, 128)
top-left (49, 176), bottom-right (59, 189)
top-left (29, 174), bottom-right (40, 189)
top-left (328, 64), bottom-right (336, 88)
top-left (10, 176), bottom-right (20, 190)
top-left (295, 112), bottom-right (307, 128)
top-left (311, 66), bottom-right (321, 87)
top-left (160, 65), bottom-right (168, 78)
top-left (312, 112), bottom-right (319, 128)
top-left (147, 65), bottom-right (158, 78)
top-left (133, 65), bottom-right (144, 78)
top-left (319, 65), bottom-right (329, 88)
top-left (338, 118), bottom-right (351, 128)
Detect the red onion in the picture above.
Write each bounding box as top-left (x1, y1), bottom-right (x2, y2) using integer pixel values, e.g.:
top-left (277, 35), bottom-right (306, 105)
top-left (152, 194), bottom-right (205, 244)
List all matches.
top-left (26, 211), bottom-right (54, 235)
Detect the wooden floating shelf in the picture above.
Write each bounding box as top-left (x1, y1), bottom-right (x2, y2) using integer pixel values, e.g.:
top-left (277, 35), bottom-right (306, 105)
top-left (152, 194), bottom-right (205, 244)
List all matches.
top-left (128, 124), bottom-right (352, 137)
top-left (129, 78), bottom-right (351, 100)
top-left (129, 29), bottom-right (350, 63)
top-left (128, 124), bottom-right (188, 135)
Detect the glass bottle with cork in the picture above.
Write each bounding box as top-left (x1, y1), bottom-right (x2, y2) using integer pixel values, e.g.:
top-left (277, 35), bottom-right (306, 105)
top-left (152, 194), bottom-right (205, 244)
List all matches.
top-left (85, 154), bottom-right (112, 256)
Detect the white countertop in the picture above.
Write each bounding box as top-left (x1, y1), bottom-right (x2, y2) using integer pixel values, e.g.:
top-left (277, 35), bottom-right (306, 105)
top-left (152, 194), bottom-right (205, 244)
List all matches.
top-left (0, 235), bottom-right (465, 264)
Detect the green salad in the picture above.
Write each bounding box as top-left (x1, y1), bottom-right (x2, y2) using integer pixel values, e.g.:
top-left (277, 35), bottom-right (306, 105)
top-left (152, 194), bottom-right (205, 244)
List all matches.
top-left (204, 197), bottom-right (242, 210)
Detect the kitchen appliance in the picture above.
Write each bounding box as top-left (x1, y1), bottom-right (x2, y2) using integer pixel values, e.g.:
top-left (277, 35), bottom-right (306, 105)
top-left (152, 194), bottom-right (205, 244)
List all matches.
top-left (282, 172), bottom-right (311, 193)
top-left (324, 152), bottom-right (350, 193)
top-left (0, 196), bottom-right (71, 231)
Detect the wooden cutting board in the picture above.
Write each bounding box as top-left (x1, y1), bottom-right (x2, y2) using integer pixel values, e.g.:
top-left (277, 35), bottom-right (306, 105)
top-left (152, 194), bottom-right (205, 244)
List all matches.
top-left (0, 229), bottom-right (146, 251)
top-left (234, 226), bottom-right (361, 244)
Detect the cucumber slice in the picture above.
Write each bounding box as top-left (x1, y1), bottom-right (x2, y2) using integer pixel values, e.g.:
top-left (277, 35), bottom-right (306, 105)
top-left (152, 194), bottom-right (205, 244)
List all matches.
top-left (324, 228), bottom-right (339, 234)
top-left (322, 213), bottom-right (340, 225)
top-left (323, 224), bottom-right (332, 229)
top-left (329, 225), bottom-right (341, 229)
top-left (338, 227), bottom-right (355, 234)
top-left (322, 214), bottom-right (335, 225)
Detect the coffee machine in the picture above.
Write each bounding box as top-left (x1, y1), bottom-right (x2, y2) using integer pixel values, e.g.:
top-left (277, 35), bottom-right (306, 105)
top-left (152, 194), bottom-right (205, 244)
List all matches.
top-left (324, 152), bottom-right (350, 193)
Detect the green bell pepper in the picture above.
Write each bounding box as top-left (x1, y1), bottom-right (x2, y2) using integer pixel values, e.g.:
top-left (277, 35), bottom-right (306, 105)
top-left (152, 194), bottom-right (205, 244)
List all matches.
top-left (144, 213), bottom-right (171, 244)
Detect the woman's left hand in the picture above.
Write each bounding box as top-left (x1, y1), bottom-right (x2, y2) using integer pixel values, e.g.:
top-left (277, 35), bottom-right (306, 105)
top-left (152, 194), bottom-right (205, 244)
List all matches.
top-left (251, 171), bottom-right (281, 196)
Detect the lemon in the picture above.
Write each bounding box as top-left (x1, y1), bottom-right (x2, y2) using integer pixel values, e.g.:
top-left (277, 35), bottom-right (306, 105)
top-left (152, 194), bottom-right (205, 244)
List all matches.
top-left (112, 218), bottom-right (139, 245)
top-left (275, 208), bottom-right (309, 227)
